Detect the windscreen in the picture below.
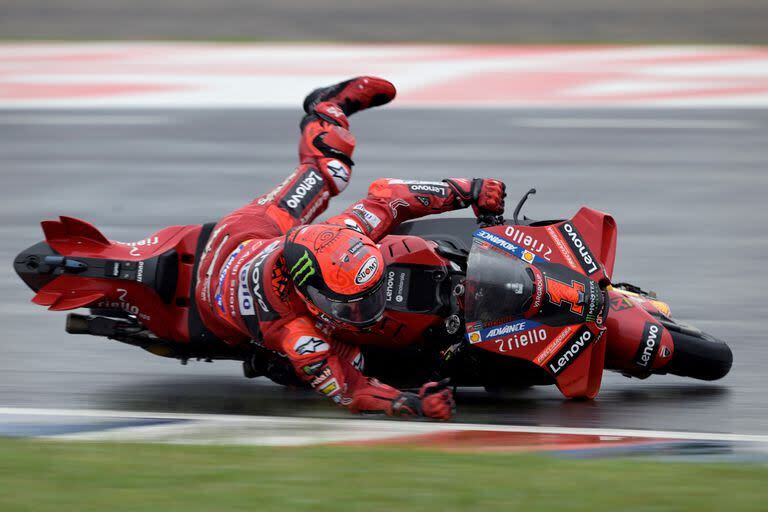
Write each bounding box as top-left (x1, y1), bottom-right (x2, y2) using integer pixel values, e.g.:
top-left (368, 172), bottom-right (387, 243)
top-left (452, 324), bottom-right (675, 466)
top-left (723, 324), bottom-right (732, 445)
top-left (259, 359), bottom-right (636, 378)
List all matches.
top-left (464, 238), bottom-right (535, 327)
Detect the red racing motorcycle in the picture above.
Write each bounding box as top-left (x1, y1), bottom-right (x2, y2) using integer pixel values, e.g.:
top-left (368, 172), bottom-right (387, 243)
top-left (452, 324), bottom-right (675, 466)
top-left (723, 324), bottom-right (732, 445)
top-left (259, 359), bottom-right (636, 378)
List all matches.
top-left (14, 189), bottom-right (732, 399)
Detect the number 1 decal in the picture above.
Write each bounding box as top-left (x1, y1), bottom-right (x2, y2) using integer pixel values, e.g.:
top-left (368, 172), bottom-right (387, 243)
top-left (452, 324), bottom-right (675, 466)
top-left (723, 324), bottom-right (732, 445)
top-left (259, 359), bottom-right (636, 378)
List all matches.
top-left (545, 277), bottom-right (585, 314)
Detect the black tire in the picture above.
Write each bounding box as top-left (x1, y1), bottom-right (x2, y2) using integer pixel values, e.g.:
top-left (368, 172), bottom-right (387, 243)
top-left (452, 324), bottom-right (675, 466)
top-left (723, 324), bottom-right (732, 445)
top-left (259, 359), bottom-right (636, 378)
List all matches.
top-left (661, 322), bottom-right (733, 381)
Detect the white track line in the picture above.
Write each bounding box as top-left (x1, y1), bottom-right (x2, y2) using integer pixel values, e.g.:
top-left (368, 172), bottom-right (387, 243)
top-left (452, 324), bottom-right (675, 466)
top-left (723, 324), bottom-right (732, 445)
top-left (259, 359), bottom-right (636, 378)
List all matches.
top-left (1, 407), bottom-right (767, 444)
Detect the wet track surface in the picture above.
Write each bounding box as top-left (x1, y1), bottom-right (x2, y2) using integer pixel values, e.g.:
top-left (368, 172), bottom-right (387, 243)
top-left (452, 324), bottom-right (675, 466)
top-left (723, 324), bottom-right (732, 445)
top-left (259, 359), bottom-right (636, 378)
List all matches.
top-left (1, 108), bottom-right (767, 434)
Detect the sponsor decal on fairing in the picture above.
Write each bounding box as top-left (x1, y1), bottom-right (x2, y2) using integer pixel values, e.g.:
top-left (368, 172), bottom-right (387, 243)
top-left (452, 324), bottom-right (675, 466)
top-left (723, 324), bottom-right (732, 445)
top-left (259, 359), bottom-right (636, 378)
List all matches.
top-left (633, 321), bottom-right (662, 370)
top-left (494, 328), bottom-right (548, 353)
top-left (558, 222), bottom-right (600, 276)
top-left (504, 226), bottom-right (553, 261)
top-left (473, 229), bottom-right (545, 264)
top-left (96, 288), bottom-right (150, 322)
top-left (585, 280), bottom-right (602, 322)
top-left (114, 236), bottom-right (160, 257)
top-left (384, 268), bottom-right (410, 305)
top-left (466, 318), bottom-right (542, 344)
top-left (534, 326), bottom-right (574, 365)
top-left (545, 276), bottom-right (586, 315)
top-left (545, 225), bottom-right (580, 272)
top-left (609, 295), bottom-right (635, 312)
top-left (546, 325), bottom-right (597, 376)
top-left (532, 270), bottom-right (545, 310)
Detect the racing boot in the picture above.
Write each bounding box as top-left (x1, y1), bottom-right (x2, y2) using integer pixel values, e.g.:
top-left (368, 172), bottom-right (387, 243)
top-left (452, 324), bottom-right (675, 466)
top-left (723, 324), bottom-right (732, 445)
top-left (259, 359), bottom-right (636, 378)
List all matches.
top-left (303, 76), bottom-right (396, 117)
top-left (300, 102), bottom-right (355, 162)
top-left (298, 101), bottom-right (356, 194)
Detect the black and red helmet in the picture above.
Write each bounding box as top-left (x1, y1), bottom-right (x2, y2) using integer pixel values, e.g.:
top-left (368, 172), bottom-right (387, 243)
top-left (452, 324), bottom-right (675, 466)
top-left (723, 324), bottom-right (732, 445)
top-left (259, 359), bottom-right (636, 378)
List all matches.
top-left (284, 224), bottom-right (386, 329)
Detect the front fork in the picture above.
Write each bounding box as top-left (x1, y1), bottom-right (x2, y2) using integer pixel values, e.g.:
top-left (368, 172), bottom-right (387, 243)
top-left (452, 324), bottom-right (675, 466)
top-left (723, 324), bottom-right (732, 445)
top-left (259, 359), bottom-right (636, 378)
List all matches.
top-left (603, 288), bottom-right (675, 378)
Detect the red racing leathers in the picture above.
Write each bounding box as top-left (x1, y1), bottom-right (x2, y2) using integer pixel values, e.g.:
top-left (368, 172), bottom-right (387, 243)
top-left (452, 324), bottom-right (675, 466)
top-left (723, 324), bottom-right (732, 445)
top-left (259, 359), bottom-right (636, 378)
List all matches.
top-left (195, 102), bottom-right (497, 418)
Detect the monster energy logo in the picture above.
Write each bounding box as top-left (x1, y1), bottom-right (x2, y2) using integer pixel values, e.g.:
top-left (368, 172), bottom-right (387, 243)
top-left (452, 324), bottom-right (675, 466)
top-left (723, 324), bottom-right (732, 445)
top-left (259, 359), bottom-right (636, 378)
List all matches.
top-left (290, 250), bottom-right (316, 286)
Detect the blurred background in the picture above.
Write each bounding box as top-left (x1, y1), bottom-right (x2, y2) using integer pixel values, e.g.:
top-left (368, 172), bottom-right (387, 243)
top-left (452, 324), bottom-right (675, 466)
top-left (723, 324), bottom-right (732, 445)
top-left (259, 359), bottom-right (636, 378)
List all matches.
top-left (2, 0), bottom-right (768, 43)
top-left (1, 0), bottom-right (767, 442)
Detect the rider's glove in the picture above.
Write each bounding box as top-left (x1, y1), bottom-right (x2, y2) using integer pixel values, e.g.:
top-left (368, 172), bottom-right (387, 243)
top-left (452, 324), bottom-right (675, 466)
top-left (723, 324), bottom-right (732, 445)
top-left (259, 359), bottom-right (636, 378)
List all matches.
top-left (419, 379), bottom-right (455, 421)
top-left (444, 178), bottom-right (506, 218)
top-left (390, 392), bottom-right (422, 417)
top-left (390, 379), bottom-right (455, 420)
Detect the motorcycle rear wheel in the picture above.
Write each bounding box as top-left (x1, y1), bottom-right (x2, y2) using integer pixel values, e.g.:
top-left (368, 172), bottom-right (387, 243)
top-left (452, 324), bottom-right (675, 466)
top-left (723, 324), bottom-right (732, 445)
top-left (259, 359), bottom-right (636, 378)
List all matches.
top-left (660, 320), bottom-right (733, 381)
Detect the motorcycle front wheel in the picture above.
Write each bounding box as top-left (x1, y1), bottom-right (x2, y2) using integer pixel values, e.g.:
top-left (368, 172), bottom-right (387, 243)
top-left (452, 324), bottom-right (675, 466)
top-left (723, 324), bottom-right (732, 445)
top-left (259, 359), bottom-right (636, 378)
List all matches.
top-left (659, 319), bottom-right (733, 381)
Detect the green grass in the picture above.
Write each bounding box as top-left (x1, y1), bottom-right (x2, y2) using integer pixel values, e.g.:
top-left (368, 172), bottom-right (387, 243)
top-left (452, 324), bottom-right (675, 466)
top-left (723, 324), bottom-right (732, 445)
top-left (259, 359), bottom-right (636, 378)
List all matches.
top-left (0, 438), bottom-right (765, 512)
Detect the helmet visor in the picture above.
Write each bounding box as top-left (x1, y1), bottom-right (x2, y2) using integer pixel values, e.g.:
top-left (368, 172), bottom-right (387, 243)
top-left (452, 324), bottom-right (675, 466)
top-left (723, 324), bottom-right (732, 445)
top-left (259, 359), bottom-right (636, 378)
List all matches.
top-left (306, 280), bottom-right (387, 327)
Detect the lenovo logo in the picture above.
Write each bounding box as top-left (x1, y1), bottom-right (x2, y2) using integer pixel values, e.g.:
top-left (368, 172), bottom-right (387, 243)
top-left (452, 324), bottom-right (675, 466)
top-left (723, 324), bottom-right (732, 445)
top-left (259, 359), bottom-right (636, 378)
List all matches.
top-left (547, 326), bottom-right (595, 375)
top-left (560, 222), bottom-right (600, 275)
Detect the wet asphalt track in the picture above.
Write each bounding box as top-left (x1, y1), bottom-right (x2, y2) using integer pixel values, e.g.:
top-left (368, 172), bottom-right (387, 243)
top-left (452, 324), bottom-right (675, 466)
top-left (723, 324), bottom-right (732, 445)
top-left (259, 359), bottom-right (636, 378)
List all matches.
top-left (1, 108), bottom-right (767, 435)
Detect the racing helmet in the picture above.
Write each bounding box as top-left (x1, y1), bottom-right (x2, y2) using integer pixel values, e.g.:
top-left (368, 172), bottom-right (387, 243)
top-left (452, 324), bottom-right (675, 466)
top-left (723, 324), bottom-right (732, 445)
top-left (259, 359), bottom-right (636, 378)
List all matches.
top-left (284, 224), bottom-right (386, 329)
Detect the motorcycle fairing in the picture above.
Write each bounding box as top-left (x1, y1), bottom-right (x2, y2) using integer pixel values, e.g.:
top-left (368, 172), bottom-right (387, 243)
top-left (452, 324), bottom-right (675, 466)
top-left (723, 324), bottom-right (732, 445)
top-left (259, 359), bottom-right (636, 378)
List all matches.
top-left (465, 207), bottom-right (616, 398)
top-left (604, 290), bottom-right (675, 375)
top-left (18, 216), bottom-right (204, 342)
top-left (535, 322), bottom-right (606, 398)
top-left (545, 207), bottom-right (617, 281)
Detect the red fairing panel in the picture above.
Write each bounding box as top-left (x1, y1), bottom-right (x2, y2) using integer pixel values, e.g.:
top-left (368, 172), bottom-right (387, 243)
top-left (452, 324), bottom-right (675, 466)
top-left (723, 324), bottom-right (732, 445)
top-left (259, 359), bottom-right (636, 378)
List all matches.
top-left (604, 291), bottom-right (675, 375)
top-left (567, 207), bottom-right (618, 280)
top-left (466, 209), bottom-right (617, 398)
top-left (33, 216), bottom-right (202, 342)
top-left (536, 324), bottom-right (607, 399)
top-left (540, 208), bottom-right (616, 282)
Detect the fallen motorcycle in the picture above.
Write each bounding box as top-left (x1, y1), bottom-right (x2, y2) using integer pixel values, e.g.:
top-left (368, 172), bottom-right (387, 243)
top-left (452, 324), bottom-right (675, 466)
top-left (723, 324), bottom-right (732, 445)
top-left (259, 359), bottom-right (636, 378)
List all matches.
top-left (14, 189), bottom-right (732, 399)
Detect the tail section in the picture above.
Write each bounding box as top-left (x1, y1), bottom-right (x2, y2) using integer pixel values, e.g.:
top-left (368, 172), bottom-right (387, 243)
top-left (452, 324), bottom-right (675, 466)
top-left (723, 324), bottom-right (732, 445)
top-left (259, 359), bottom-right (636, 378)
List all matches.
top-left (15, 217), bottom-right (205, 342)
top-left (41, 216), bottom-right (110, 251)
top-left (32, 284), bottom-right (105, 311)
top-left (16, 216), bottom-right (114, 311)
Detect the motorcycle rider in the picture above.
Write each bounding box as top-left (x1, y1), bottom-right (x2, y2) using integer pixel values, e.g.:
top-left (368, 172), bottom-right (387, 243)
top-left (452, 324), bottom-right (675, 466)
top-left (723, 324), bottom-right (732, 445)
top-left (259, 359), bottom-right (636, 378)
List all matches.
top-left (196, 77), bottom-right (506, 420)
